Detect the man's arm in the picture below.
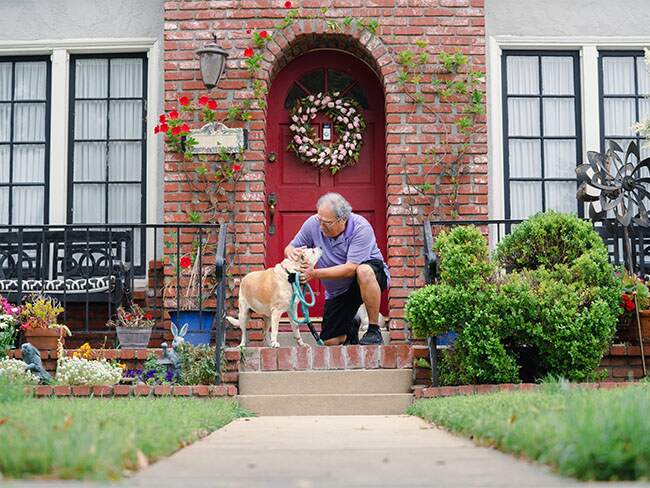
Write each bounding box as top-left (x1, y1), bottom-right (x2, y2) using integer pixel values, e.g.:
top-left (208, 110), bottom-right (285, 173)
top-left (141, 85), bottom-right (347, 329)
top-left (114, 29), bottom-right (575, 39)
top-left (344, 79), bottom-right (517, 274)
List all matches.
top-left (301, 262), bottom-right (358, 283)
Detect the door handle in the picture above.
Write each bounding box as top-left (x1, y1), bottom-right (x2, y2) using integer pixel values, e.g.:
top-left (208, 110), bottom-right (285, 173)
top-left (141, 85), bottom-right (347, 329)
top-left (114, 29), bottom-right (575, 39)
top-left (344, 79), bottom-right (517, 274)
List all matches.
top-left (268, 192), bottom-right (277, 235)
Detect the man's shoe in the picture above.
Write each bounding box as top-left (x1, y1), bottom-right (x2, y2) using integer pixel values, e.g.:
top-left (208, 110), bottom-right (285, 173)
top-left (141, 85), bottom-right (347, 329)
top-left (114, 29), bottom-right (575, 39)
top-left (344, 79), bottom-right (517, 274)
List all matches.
top-left (345, 317), bottom-right (361, 345)
top-left (359, 324), bottom-right (383, 345)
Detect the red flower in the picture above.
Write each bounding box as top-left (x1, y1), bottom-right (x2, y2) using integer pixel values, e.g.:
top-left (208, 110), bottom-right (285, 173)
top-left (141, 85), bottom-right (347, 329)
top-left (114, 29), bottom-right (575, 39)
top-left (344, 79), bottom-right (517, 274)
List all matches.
top-left (625, 300), bottom-right (635, 312)
top-left (180, 256), bottom-right (192, 269)
top-left (246, 29), bottom-right (251, 35)
top-left (154, 125), bottom-right (160, 134)
top-left (179, 96), bottom-right (190, 106)
top-left (259, 30), bottom-right (268, 39)
top-left (144, 312), bottom-right (153, 320)
top-left (159, 114), bottom-right (166, 123)
top-left (172, 126), bottom-right (181, 136)
top-left (207, 100), bottom-right (217, 110)
top-left (244, 47), bottom-right (254, 58)
top-left (198, 95), bottom-right (209, 106)
top-left (284, 0), bottom-right (292, 8)
top-left (169, 110), bottom-right (180, 119)
top-left (159, 123), bottom-right (169, 132)
top-left (181, 123), bottom-right (190, 132)
top-left (232, 164), bottom-right (242, 171)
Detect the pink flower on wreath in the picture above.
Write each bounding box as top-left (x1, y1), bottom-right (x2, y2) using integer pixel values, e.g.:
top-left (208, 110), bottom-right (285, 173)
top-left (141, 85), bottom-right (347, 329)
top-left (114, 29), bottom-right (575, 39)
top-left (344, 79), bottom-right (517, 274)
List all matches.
top-left (294, 135), bottom-right (303, 144)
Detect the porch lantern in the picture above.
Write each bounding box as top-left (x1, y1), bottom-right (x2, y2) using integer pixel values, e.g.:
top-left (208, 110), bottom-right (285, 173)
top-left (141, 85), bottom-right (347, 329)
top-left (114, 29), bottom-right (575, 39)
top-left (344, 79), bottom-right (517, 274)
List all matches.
top-left (195, 35), bottom-right (229, 89)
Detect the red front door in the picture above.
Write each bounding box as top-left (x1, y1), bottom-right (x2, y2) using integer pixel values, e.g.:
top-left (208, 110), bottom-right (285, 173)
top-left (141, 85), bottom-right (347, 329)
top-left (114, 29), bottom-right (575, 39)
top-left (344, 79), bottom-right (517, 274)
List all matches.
top-left (266, 51), bottom-right (387, 317)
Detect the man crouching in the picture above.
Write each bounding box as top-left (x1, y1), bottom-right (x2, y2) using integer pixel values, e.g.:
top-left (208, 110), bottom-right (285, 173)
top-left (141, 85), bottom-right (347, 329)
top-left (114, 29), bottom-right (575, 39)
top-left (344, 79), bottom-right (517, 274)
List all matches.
top-left (285, 192), bottom-right (389, 345)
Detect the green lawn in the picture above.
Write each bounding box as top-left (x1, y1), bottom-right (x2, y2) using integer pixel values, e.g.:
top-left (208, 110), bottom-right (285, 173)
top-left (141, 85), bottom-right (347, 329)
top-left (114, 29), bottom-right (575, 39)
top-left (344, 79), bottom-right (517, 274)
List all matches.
top-left (409, 383), bottom-right (650, 481)
top-left (0, 382), bottom-right (248, 480)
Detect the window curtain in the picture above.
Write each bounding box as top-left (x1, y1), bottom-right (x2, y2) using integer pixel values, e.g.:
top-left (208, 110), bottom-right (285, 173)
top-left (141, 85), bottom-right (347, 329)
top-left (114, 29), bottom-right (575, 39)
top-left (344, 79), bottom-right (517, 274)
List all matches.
top-left (0, 61), bottom-right (47, 225)
top-left (506, 55), bottom-right (577, 219)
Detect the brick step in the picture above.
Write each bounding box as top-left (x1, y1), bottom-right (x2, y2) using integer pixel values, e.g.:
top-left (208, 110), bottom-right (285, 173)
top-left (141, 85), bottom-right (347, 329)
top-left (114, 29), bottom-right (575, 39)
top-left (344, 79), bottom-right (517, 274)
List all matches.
top-left (236, 345), bottom-right (413, 372)
top-left (275, 330), bottom-right (391, 346)
top-left (239, 369), bottom-right (413, 395)
top-left (237, 393), bottom-right (413, 416)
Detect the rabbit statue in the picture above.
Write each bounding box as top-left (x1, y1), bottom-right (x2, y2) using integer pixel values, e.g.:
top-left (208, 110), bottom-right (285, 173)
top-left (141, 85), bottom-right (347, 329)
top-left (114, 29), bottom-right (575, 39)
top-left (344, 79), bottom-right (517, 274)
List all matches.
top-left (171, 323), bottom-right (189, 349)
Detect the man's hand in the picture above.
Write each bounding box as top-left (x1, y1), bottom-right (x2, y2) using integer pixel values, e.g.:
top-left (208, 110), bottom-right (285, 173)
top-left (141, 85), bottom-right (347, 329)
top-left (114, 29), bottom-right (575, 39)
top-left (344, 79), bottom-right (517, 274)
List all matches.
top-left (300, 265), bottom-right (318, 284)
top-left (286, 245), bottom-right (305, 262)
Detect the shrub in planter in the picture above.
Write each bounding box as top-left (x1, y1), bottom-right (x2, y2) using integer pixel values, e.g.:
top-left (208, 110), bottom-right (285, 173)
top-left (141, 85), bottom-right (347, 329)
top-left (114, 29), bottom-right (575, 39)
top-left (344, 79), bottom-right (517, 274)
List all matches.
top-left (406, 212), bottom-right (623, 384)
top-left (18, 295), bottom-right (71, 351)
top-left (176, 343), bottom-right (217, 385)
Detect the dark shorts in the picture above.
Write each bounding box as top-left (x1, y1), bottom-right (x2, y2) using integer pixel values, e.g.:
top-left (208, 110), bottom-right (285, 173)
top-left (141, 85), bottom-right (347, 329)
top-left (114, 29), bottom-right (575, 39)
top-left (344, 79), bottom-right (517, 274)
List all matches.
top-left (320, 259), bottom-right (388, 341)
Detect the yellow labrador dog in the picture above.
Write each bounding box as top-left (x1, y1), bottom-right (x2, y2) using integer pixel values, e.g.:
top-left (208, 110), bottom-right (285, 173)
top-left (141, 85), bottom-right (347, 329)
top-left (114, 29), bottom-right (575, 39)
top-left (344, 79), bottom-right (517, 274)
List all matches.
top-left (226, 247), bottom-right (323, 348)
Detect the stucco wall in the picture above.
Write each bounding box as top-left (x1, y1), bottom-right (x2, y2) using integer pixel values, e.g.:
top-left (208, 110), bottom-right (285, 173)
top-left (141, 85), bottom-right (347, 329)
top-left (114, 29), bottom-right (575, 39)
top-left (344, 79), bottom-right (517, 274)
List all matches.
top-left (486, 0), bottom-right (650, 36)
top-left (0, 0), bottom-right (164, 41)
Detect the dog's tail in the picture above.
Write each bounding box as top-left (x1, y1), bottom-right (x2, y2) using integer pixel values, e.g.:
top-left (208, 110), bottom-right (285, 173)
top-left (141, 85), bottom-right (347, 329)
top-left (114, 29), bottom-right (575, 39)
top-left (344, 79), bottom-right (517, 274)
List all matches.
top-left (225, 316), bottom-right (239, 327)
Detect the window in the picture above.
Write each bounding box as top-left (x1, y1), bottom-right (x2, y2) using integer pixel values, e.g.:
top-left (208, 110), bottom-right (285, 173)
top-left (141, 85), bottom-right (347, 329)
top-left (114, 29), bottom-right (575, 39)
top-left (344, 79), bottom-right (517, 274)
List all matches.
top-left (0, 57), bottom-right (50, 224)
top-left (599, 51), bottom-right (650, 160)
top-left (502, 51), bottom-right (582, 220)
top-left (68, 54), bottom-right (147, 270)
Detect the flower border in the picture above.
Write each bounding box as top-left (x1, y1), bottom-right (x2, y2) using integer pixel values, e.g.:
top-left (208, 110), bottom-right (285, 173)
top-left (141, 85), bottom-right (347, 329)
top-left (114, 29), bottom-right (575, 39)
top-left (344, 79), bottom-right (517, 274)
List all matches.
top-left (286, 91), bottom-right (366, 174)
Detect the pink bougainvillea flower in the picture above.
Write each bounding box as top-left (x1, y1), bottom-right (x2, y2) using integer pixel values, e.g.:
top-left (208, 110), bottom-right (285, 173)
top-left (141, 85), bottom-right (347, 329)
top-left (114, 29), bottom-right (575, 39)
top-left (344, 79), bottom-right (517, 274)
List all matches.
top-left (171, 126), bottom-right (181, 136)
top-left (244, 47), bottom-right (254, 58)
top-left (159, 123), bottom-right (169, 132)
top-left (181, 123), bottom-right (190, 132)
top-left (198, 95), bottom-right (209, 106)
top-left (168, 110), bottom-right (179, 119)
top-left (159, 114), bottom-right (166, 123)
top-left (180, 256), bottom-right (192, 269)
top-left (207, 100), bottom-right (217, 110)
top-left (259, 30), bottom-right (268, 39)
top-left (232, 164), bottom-right (242, 171)
top-left (284, 0), bottom-right (292, 8)
top-left (179, 96), bottom-right (190, 106)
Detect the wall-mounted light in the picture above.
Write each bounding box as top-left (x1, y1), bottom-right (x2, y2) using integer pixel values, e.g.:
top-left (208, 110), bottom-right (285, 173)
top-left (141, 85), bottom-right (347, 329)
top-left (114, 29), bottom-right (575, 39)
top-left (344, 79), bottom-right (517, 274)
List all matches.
top-left (195, 34), bottom-right (229, 89)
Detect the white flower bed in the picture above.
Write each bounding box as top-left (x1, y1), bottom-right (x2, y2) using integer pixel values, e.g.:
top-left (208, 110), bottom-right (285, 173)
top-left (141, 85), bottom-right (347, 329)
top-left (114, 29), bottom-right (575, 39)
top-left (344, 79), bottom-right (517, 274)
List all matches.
top-left (0, 358), bottom-right (39, 384)
top-left (56, 357), bottom-right (122, 386)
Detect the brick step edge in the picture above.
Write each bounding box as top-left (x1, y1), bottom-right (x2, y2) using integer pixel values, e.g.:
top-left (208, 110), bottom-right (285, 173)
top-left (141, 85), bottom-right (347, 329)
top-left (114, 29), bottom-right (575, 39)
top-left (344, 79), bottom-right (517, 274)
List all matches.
top-left (10, 348), bottom-right (164, 360)
top-left (234, 344), bottom-right (413, 371)
top-left (413, 381), bottom-right (642, 399)
top-left (29, 384), bottom-right (237, 398)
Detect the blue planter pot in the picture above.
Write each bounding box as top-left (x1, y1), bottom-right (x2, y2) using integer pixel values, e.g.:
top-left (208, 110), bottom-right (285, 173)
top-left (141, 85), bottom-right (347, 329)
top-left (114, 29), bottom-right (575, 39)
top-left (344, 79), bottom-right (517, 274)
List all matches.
top-left (168, 310), bottom-right (216, 346)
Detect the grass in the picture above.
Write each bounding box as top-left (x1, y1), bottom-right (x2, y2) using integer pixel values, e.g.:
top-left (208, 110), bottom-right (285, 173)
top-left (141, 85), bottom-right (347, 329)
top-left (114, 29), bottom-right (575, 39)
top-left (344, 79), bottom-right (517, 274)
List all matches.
top-left (408, 382), bottom-right (650, 481)
top-left (0, 380), bottom-right (248, 480)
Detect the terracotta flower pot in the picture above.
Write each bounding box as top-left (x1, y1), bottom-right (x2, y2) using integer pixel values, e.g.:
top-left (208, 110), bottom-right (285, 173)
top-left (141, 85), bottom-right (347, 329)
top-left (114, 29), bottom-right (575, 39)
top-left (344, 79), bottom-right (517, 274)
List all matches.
top-left (24, 327), bottom-right (65, 351)
top-left (619, 310), bottom-right (650, 344)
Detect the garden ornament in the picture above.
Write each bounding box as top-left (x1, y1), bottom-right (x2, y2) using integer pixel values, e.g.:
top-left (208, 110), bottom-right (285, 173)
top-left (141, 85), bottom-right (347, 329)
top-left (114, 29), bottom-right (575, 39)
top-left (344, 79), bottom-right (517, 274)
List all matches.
top-left (21, 342), bottom-right (52, 384)
top-left (171, 323), bottom-right (188, 349)
top-left (158, 342), bottom-right (181, 379)
top-left (576, 140), bottom-right (650, 273)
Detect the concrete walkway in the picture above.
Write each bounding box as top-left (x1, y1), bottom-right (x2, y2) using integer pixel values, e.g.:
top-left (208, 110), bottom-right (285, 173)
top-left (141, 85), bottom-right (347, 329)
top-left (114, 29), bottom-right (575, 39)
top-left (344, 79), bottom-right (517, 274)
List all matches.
top-left (5, 416), bottom-right (650, 488)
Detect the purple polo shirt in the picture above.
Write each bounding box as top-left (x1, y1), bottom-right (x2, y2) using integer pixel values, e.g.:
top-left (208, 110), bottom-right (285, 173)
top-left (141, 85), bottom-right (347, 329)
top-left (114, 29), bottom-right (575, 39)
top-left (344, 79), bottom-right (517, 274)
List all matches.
top-left (290, 213), bottom-right (390, 299)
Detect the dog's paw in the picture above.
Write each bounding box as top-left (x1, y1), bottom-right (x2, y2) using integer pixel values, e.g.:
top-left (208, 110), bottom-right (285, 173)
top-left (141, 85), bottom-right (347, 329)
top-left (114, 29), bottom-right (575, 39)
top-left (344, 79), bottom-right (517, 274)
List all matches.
top-left (270, 341), bottom-right (280, 348)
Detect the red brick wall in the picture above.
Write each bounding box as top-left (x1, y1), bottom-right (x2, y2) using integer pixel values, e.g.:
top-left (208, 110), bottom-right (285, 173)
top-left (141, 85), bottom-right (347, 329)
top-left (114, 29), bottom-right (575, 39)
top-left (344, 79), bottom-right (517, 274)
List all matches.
top-left (163, 0), bottom-right (487, 342)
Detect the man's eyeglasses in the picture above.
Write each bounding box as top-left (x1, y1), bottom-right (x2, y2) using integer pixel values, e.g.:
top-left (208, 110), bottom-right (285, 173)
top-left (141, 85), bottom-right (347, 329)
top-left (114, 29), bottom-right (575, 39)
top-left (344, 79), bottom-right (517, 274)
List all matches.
top-left (316, 216), bottom-right (339, 229)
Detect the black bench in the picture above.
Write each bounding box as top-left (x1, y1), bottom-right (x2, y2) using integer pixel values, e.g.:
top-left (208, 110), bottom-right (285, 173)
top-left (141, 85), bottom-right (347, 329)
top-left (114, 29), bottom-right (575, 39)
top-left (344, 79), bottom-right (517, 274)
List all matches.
top-left (0, 229), bottom-right (133, 306)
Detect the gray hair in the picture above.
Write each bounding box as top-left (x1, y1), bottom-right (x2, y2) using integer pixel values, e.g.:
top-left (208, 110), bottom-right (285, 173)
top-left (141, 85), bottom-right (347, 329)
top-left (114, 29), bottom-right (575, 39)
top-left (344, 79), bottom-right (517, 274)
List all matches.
top-left (317, 193), bottom-right (352, 220)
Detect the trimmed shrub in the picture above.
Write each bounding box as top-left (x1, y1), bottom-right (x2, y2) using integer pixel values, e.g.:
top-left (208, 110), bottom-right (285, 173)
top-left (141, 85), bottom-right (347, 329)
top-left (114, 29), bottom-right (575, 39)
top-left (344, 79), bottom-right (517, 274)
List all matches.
top-left (406, 212), bottom-right (623, 384)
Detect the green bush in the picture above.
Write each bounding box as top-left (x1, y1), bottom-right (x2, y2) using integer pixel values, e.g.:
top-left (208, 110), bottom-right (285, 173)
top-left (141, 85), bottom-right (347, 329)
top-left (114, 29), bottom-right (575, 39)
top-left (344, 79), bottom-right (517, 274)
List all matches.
top-left (495, 211), bottom-right (604, 271)
top-left (176, 343), bottom-right (217, 385)
top-left (406, 212), bottom-right (623, 384)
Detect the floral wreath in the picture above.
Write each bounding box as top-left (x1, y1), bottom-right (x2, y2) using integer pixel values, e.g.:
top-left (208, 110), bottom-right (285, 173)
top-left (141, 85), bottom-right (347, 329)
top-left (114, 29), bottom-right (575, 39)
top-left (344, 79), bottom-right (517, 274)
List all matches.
top-left (287, 91), bottom-right (366, 174)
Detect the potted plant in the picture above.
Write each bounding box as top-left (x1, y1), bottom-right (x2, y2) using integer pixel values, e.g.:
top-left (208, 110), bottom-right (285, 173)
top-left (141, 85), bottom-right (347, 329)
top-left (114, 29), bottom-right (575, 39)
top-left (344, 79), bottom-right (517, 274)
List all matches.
top-left (164, 241), bottom-right (218, 346)
top-left (18, 295), bottom-right (71, 351)
top-left (0, 296), bottom-right (21, 358)
top-left (619, 272), bottom-right (650, 343)
top-left (106, 304), bottom-right (155, 349)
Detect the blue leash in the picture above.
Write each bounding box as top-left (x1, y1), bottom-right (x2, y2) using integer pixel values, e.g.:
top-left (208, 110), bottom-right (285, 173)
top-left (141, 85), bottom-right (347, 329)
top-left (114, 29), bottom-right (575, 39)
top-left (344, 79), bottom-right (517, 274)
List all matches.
top-left (288, 272), bottom-right (324, 346)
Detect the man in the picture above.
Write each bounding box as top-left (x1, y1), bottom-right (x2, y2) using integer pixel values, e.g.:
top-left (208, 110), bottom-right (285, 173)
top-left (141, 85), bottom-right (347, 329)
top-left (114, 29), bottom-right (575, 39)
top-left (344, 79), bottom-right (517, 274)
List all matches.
top-left (284, 192), bottom-right (389, 345)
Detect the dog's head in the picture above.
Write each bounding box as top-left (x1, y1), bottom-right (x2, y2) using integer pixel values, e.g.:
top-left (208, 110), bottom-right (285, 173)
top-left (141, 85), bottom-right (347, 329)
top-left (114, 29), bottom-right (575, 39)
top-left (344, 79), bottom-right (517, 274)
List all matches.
top-left (299, 247), bottom-right (323, 268)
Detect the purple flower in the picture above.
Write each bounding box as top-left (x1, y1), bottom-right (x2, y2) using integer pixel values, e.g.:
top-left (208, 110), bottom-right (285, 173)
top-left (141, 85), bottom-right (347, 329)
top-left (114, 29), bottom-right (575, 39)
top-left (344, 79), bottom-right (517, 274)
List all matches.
top-left (165, 370), bottom-right (175, 382)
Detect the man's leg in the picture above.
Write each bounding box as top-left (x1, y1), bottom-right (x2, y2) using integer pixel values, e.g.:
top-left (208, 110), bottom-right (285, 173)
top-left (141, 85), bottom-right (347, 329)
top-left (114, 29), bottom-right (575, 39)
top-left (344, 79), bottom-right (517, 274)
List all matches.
top-left (356, 262), bottom-right (385, 345)
top-left (321, 286), bottom-right (363, 346)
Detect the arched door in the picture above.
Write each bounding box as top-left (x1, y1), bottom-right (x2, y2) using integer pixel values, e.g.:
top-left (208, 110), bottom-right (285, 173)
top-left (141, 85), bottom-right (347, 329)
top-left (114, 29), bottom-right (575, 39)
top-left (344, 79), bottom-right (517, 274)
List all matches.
top-left (266, 50), bottom-right (387, 318)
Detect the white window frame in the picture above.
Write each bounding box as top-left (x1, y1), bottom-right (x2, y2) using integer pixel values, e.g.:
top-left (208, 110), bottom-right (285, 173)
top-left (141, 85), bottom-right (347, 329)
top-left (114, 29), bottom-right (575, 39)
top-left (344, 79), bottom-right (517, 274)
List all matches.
top-left (0, 38), bottom-right (160, 289)
top-left (488, 36), bottom-right (650, 220)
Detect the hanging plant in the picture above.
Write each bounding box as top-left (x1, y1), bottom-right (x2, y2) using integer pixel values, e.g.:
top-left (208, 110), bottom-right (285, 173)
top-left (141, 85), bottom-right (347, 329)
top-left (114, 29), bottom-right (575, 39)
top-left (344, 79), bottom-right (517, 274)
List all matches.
top-left (286, 91), bottom-right (366, 174)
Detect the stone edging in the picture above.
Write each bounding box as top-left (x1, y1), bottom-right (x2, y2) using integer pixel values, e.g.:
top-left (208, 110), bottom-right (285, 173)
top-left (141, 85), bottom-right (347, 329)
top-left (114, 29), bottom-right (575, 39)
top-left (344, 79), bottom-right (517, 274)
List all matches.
top-left (29, 384), bottom-right (237, 398)
top-left (413, 381), bottom-right (640, 399)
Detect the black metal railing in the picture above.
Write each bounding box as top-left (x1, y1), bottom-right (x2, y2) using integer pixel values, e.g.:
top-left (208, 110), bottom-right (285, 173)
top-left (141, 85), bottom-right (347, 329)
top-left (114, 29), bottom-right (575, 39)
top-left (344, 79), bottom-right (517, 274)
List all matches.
top-left (421, 217), bottom-right (650, 386)
top-left (1, 222), bottom-right (229, 384)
